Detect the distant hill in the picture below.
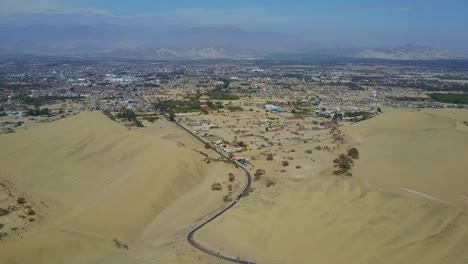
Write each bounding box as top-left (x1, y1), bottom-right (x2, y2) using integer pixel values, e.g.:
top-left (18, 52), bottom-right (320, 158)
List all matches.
top-left (348, 45), bottom-right (468, 60)
top-left (101, 47), bottom-right (262, 60)
top-left (0, 25), bottom-right (466, 60)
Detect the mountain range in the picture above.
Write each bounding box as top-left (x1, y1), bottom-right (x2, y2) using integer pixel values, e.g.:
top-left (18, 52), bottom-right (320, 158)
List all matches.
top-left (0, 25), bottom-right (466, 60)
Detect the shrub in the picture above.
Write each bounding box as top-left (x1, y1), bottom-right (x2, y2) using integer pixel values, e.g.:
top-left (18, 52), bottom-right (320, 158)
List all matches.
top-left (0, 208), bottom-right (10, 217)
top-left (211, 183), bottom-right (222, 191)
top-left (305, 150), bottom-right (313, 154)
top-left (266, 154), bottom-right (274, 161)
top-left (113, 238), bottom-right (129, 250)
top-left (17, 198), bottom-right (26, 205)
top-left (228, 173), bottom-right (235, 182)
top-left (204, 142), bottom-right (211, 149)
top-left (332, 153), bottom-right (354, 176)
top-left (266, 179), bottom-right (276, 187)
top-left (254, 169), bottom-right (266, 181)
top-left (315, 146), bottom-right (322, 151)
top-left (348, 148), bottom-right (360, 159)
top-left (27, 209), bottom-right (36, 216)
top-left (223, 195), bottom-right (233, 202)
top-left (296, 165), bottom-right (302, 169)
top-left (281, 161), bottom-right (289, 167)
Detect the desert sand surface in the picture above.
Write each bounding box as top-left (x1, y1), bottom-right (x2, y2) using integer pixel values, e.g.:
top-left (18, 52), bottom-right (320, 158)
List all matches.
top-left (197, 108), bottom-right (468, 264)
top-left (344, 108), bottom-right (468, 207)
top-left (0, 111), bottom-right (243, 264)
top-left (1, 109), bottom-right (468, 264)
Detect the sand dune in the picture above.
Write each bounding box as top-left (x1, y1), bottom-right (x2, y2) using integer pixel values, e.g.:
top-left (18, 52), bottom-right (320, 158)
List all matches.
top-left (198, 172), bottom-right (468, 264)
top-left (0, 112), bottom-right (237, 264)
top-left (344, 108), bottom-right (468, 207)
top-left (2, 109), bottom-right (467, 264)
top-left (197, 109), bottom-right (468, 264)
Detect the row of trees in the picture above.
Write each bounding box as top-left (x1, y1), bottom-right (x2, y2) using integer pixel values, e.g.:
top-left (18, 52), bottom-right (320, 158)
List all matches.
top-left (116, 109), bottom-right (144, 127)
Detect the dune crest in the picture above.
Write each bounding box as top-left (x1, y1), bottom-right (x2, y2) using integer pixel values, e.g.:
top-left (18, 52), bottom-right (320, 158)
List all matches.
top-left (0, 112), bottom-right (228, 264)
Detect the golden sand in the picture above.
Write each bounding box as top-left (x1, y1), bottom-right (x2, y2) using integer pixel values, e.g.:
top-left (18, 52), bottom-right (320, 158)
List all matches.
top-left (0, 112), bottom-right (237, 264)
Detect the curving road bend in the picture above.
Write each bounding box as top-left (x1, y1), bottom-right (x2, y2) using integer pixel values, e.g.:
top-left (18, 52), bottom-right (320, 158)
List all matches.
top-left (166, 116), bottom-right (255, 264)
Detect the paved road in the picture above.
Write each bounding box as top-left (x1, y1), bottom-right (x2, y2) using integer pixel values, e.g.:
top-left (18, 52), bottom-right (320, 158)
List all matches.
top-left (166, 116), bottom-right (255, 263)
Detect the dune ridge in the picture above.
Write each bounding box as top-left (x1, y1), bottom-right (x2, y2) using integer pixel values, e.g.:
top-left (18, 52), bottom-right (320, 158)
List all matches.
top-left (0, 112), bottom-right (231, 264)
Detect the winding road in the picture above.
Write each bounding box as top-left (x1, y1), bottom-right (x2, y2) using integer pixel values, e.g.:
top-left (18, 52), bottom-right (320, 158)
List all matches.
top-left (167, 116), bottom-right (255, 263)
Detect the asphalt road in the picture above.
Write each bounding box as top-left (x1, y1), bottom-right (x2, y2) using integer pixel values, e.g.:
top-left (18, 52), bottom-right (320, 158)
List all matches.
top-left (167, 116), bottom-right (255, 263)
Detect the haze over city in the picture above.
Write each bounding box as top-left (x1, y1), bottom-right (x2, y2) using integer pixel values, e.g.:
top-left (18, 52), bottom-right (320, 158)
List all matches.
top-left (0, 1), bottom-right (468, 264)
top-left (1, 0), bottom-right (468, 56)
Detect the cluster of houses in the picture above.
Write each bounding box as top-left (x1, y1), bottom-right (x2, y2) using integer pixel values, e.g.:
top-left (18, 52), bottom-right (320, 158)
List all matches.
top-left (261, 104), bottom-right (287, 113)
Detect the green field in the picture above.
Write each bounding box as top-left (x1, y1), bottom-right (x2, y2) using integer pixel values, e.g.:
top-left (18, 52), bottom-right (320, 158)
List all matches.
top-left (429, 93), bottom-right (468, 104)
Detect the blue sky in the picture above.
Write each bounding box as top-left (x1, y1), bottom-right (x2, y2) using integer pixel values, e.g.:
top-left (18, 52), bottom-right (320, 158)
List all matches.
top-left (1, 0), bottom-right (468, 50)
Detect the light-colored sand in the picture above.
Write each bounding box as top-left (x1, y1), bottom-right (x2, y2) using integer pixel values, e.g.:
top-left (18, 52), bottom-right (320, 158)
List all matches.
top-left (2, 109), bottom-right (468, 264)
top-left (0, 112), bottom-right (239, 264)
top-left (199, 177), bottom-right (468, 264)
top-left (344, 108), bottom-right (468, 207)
top-left (197, 108), bottom-right (468, 264)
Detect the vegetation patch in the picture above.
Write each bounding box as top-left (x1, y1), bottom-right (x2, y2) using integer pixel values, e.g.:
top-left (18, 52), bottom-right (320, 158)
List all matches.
top-left (228, 173), bottom-right (235, 182)
top-left (254, 169), bottom-right (266, 181)
top-left (429, 93), bottom-right (468, 105)
top-left (211, 182), bottom-right (222, 191)
top-left (113, 238), bottom-right (129, 250)
top-left (332, 148), bottom-right (359, 176)
top-left (266, 179), bottom-right (276, 187)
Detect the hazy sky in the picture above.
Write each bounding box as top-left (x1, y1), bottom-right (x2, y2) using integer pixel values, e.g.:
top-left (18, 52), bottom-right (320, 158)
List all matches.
top-left (1, 0), bottom-right (468, 50)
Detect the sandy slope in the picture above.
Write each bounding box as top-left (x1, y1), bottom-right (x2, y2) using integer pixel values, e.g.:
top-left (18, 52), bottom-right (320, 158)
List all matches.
top-left (344, 108), bottom-right (468, 207)
top-left (0, 112), bottom-right (238, 264)
top-left (197, 109), bottom-right (468, 264)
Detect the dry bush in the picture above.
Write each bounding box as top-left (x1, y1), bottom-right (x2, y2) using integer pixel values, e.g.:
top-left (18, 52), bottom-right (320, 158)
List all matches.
top-left (281, 161), bottom-right (289, 167)
top-left (223, 195), bottom-right (233, 202)
top-left (315, 146), bottom-right (322, 151)
top-left (113, 238), bottom-right (129, 250)
top-left (16, 198), bottom-right (26, 205)
top-left (332, 153), bottom-right (354, 176)
top-left (266, 154), bottom-right (274, 161)
top-left (348, 147), bottom-right (360, 159)
top-left (254, 169), bottom-right (266, 181)
top-left (211, 183), bottom-right (222, 191)
top-left (0, 208), bottom-right (10, 217)
top-left (266, 179), bottom-right (276, 187)
top-left (228, 173), bottom-right (235, 182)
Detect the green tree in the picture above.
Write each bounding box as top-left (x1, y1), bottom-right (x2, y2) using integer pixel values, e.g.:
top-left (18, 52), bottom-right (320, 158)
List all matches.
top-left (168, 109), bottom-right (175, 121)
